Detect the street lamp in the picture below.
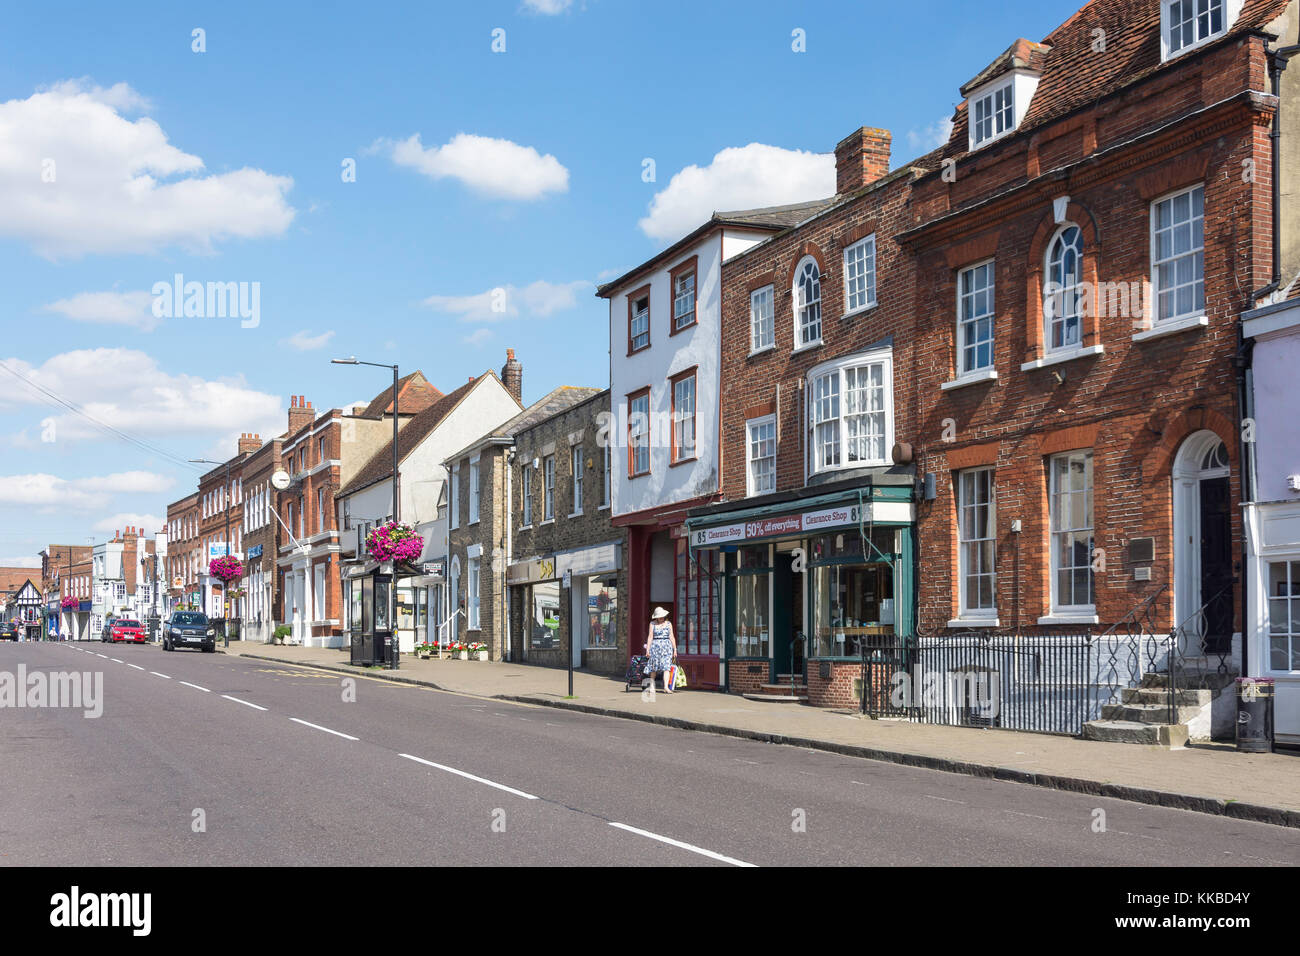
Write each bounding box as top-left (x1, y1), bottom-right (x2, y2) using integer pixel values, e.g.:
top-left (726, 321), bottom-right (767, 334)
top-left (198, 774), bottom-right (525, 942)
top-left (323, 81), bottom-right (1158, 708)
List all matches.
top-left (190, 457), bottom-right (233, 648)
top-left (332, 356), bottom-right (400, 669)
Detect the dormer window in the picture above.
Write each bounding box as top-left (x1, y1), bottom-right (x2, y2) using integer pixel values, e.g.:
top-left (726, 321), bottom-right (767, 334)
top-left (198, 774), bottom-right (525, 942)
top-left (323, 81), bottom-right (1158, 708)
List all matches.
top-left (971, 80), bottom-right (1015, 149)
top-left (1162, 0), bottom-right (1243, 61)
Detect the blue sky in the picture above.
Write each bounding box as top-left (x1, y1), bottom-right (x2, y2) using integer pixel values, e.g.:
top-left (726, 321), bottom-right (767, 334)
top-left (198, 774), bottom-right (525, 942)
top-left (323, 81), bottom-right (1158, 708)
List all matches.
top-left (0, 0), bottom-right (1077, 564)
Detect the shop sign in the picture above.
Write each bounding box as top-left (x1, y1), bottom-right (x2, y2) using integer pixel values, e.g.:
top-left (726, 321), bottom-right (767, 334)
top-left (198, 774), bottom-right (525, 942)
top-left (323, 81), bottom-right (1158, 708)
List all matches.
top-left (554, 542), bottom-right (620, 578)
top-left (506, 555), bottom-right (555, 585)
top-left (420, 560), bottom-right (444, 577)
top-left (691, 504), bottom-right (862, 547)
top-left (247, 544), bottom-right (263, 560)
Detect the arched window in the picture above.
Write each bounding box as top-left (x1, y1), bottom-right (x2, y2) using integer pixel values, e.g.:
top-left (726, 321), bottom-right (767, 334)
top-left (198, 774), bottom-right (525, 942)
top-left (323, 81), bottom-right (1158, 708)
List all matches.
top-left (794, 257), bottom-right (822, 348)
top-left (1044, 225), bottom-right (1084, 353)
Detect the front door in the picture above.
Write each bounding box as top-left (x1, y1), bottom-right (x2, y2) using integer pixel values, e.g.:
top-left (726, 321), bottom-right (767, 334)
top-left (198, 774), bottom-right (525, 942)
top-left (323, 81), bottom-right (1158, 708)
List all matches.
top-left (1199, 476), bottom-right (1234, 654)
top-left (772, 557), bottom-right (802, 678)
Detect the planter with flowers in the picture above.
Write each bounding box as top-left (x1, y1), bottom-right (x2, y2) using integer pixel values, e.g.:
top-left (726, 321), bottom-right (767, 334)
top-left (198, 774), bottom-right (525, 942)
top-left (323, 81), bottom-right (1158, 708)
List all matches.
top-left (446, 640), bottom-right (469, 660)
top-left (60, 596), bottom-right (78, 610)
top-left (415, 641), bottom-right (437, 659)
top-left (209, 554), bottom-right (244, 585)
top-left (467, 641), bottom-right (488, 661)
top-left (365, 522), bottom-right (424, 565)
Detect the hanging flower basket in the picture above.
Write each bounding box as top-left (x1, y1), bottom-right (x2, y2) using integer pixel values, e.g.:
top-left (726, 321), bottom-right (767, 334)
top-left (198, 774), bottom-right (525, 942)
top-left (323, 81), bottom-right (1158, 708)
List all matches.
top-left (365, 522), bottom-right (424, 564)
top-left (60, 596), bottom-right (78, 610)
top-left (209, 555), bottom-right (244, 584)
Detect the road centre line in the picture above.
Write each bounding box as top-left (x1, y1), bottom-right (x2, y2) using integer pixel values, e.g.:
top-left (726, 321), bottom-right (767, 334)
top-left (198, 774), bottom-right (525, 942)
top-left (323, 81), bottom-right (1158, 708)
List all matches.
top-left (608, 822), bottom-right (757, 868)
top-left (110, 658), bottom-right (123, 663)
top-left (150, 672), bottom-right (171, 679)
top-left (290, 717), bottom-right (358, 741)
top-left (399, 753), bottom-right (538, 800)
top-left (221, 694), bottom-right (267, 711)
top-left (127, 663), bottom-right (145, 671)
top-left (179, 681), bottom-right (210, 693)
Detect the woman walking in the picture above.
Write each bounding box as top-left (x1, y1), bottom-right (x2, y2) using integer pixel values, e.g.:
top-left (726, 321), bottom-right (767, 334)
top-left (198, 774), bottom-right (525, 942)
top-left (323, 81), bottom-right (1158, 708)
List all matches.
top-left (645, 607), bottom-right (677, 693)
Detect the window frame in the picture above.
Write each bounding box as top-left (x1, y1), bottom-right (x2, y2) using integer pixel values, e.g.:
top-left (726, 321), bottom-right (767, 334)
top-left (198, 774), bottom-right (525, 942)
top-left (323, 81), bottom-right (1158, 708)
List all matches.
top-left (1149, 183), bottom-right (1206, 327)
top-left (1048, 450), bottom-right (1096, 615)
top-left (1044, 225), bottom-right (1085, 355)
top-left (956, 259), bottom-right (997, 376)
top-left (969, 78), bottom-right (1015, 150)
top-left (627, 284), bottom-right (651, 355)
top-left (469, 456), bottom-right (480, 525)
top-left (467, 555), bottom-right (480, 630)
top-left (521, 463), bottom-right (533, 527)
top-left (804, 348), bottom-right (895, 480)
top-left (668, 256), bottom-right (698, 335)
top-left (669, 368), bottom-right (698, 466)
top-left (1161, 0), bottom-right (1237, 61)
top-left (1266, 559), bottom-right (1300, 674)
top-left (842, 235), bottom-right (877, 316)
top-left (956, 468), bottom-right (998, 620)
top-left (571, 443), bottom-right (584, 515)
top-left (792, 256), bottom-right (823, 351)
top-left (601, 442), bottom-right (611, 508)
top-left (750, 284), bottom-right (775, 353)
top-left (449, 464), bottom-right (459, 531)
top-left (543, 455), bottom-right (555, 521)
top-left (627, 387), bottom-right (652, 479)
top-left (746, 414), bottom-right (777, 498)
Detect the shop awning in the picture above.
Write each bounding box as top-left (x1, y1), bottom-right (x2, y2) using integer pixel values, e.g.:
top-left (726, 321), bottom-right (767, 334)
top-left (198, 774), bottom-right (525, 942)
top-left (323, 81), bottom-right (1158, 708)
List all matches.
top-left (685, 485), bottom-right (914, 549)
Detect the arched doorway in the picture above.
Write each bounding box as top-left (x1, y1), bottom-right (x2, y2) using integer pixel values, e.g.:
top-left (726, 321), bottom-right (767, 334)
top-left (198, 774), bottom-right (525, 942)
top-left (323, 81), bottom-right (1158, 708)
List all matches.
top-left (1172, 431), bottom-right (1234, 654)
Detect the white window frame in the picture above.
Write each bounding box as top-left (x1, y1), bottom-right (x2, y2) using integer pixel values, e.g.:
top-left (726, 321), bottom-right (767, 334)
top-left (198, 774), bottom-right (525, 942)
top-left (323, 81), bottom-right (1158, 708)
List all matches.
top-left (842, 235), bottom-right (877, 315)
top-left (1265, 559), bottom-right (1300, 674)
top-left (521, 464), bottom-right (533, 527)
top-left (746, 415), bottom-right (777, 498)
top-left (671, 373), bottom-right (697, 463)
top-left (1044, 225), bottom-right (1085, 355)
top-left (469, 456), bottom-right (480, 525)
top-left (629, 292), bottom-right (650, 352)
top-left (543, 455), bottom-right (555, 521)
top-left (672, 267), bottom-right (696, 332)
top-left (957, 259), bottom-right (996, 376)
top-left (750, 284), bottom-right (774, 353)
top-left (956, 468), bottom-right (997, 620)
top-left (1048, 450), bottom-right (1096, 615)
top-left (792, 256), bottom-right (823, 351)
top-left (628, 392), bottom-right (650, 477)
top-left (1149, 184), bottom-right (1206, 327)
top-left (1161, 0), bottom-right (1241, 61)
top-left (970, 79), bottom-right (1015, 150)
top-left (571, 444), bottom-right (583, 515)
top-left (467, 556), bottom-right (480, 630)
top-left (601, 442), bottom-right (611, 508)
top-left (805, 348), bottom-right (894, 480)
top-left (449, 465), bottom-right (459, 531)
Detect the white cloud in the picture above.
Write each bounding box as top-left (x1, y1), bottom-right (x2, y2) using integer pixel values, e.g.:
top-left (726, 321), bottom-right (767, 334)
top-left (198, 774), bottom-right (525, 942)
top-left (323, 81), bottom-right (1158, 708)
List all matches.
top-left (283, 329), bottom-right (336, 351)
top-left (0, 556), bottom-right (41, 569)
top-left (0, 79), bottom-right (295, 257)
top-left (906, 116), bottom-right (955, 153)
top-left (423, 279), bottom-right (590, 323)
top-left (383, 133), bottom-right (568, 200)
top-left (522, 0), bottom-right (574, 12)
top-left (0, 472), bottom-right (173, 511)
top-left (0, 348), bottom-right (284, 447)
top-left (91, 512), bottom-right (164, 535)
top-left (639, 143), bottom-right (835, 241)
top-left (42, 290), bottom-right (159, 331)
top-left (462, 329), bottom-right (494, 346)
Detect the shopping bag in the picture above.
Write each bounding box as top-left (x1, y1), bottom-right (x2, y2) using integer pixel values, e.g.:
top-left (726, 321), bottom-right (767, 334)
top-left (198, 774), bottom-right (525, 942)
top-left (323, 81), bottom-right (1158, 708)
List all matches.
top-left (665, 664), bottom-right (676, 691)
top-left (673, 665), bottom-right (688, 690)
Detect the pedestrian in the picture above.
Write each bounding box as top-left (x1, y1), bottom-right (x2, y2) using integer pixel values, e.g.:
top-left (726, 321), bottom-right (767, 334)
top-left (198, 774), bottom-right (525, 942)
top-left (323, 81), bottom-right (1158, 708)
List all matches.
top-left (644, 607), bottom-right (677, 694)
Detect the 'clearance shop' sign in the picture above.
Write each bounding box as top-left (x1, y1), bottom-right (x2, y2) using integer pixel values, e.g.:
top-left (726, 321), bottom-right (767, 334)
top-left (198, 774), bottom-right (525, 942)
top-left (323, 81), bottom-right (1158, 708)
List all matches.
top-left (691, 504), bottom-right (861, 548)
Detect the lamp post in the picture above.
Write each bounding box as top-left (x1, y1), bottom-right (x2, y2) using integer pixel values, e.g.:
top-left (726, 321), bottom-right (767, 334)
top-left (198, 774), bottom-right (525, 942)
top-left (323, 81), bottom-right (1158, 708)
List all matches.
top-left (191, 457), bottom-right (233, 647)
top-left (332, 357), bottom-right (400, 669)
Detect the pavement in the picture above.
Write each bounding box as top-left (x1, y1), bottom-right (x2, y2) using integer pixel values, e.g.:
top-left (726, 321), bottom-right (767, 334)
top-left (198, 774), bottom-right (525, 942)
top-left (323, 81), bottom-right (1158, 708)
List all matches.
top-left (218, 640), bottom-right (1300, 828)
top-left (6, 640), bottom-right (1299, 867)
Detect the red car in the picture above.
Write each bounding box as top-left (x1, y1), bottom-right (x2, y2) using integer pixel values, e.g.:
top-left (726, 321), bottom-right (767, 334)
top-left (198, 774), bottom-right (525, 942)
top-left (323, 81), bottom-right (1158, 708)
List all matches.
top-left (108, 619), bottom-right (146, 643)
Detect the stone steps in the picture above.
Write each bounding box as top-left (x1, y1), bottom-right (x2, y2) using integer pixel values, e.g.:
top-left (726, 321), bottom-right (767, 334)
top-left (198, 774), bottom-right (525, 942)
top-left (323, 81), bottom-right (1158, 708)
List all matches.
top-left (742, 692), bottom-right (808, 704)
top-left (1082, 720), bottom-right (1190, 747)
top-left (1101, 702), bottom-right (1202, 724)
top-left (1121, 686), bottom-right (1213, 706)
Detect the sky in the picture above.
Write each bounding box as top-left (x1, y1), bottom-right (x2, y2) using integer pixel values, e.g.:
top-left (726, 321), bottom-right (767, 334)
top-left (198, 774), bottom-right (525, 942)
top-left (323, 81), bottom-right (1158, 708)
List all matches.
top-left (0, 0), bottom-right (1078, 567)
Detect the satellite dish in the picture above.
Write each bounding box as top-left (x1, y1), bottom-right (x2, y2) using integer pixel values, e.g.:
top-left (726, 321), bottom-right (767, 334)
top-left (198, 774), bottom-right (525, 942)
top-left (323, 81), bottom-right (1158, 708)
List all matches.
top-left (271, 470), bottom-right (291, 490)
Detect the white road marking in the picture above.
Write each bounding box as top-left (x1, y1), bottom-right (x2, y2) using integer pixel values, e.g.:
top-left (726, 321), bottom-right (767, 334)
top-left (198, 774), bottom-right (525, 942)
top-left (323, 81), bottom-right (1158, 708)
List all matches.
top-left (609, 822), bottom-right (757, 868)
top-left (289, 717), bottom-right (358, 741)
top-left (96, 654), bottom-right (108, 659)
top-left (399, 753), bottom-right (538, 800)
top-left (222, 695), bottom-right (267, 711)
top-left (127, 663), bottom-right (145, 671)
top-left (851, 781), bottom-right (870, 787)
top-left (1003, 810), bottom-right (1053, 821)
top-left (924, 795), bottom-right (965, 805)
top-left (179, 681), bottom-right (210, 693)
top-left (150, 671), bottom-right (171, 680)
top-left (110, 658), bottom-right (123, 664)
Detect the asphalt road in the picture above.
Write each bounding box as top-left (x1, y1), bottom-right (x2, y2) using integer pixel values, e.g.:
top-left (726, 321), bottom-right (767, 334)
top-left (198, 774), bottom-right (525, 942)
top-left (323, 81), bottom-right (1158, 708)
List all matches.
top-left (3, 640), bottom-right (1299, 867)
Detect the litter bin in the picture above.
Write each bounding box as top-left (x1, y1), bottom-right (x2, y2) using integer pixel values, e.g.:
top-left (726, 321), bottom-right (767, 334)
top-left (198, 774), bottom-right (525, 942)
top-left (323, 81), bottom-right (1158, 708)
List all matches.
top-left (1235, 678), bottom-right (1275, 753)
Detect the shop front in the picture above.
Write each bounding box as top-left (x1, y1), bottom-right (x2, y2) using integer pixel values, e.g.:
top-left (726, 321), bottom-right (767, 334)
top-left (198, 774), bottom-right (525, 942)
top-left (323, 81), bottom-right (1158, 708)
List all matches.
top-left (508, 554), bottom-right (561, 664)
top-left (686, 484), bottom-right (915, 708)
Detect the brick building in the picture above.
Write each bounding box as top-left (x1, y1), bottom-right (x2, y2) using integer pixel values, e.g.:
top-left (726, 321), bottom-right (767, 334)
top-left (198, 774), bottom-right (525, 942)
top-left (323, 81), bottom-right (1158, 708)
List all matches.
top-left (195, 435), bottom-right (260, 625)
top-left (240, 434), bottom-right (285, 643)
top-left (165, 492), bottom-right (200, 613)
top-left (444, 386), bottom-right (601, 661)
top-left (42, 543), bottom-right (92, 638)
top-left (506, 390), bottom-right (628, 677)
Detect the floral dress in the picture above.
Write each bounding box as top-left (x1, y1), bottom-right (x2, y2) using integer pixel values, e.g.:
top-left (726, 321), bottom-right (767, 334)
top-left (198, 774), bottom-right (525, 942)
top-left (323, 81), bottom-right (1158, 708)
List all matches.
top-left (647, 621), bottom-right (674, 673)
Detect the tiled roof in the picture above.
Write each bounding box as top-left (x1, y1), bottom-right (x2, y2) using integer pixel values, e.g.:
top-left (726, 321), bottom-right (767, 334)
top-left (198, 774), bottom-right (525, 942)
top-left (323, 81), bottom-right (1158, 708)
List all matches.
top-left (339, 373), bottom-right (500, 498)
top-left (961, 38), bottom-right (1052, 95)
top-left (358, 370), bottom-right (443, 419)
top-left (916, 0), bottom-right (1292, 169)
top-left (446, 386), bottom-right (602, 463)
top-left (0, 568), bottom-right (36, 597)
top-left (714, 199), bottom-right (840, 229)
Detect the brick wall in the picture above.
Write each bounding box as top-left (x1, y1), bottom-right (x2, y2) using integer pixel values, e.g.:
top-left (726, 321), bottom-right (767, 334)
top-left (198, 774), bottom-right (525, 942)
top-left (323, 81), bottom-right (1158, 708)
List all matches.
top-left (726, 661), bottom-right (771, 696)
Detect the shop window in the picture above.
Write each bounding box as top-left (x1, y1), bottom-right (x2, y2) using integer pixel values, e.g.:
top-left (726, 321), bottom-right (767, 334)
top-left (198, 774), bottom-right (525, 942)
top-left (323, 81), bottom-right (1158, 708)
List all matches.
top-left (735, 546), bottom-right (771, 658)
top-left (1267, 561), bottom-right (1300, 672)
top-left (587, 575), bottom-right (617, 648)
top-left (812, 562), bottom-right (895, 658)
top-left (675, 540), bottom-right (720, 656)
top-left (528, 580), bottom-right (562, 649)
top-left (397, 588), bottom-right (415, 630)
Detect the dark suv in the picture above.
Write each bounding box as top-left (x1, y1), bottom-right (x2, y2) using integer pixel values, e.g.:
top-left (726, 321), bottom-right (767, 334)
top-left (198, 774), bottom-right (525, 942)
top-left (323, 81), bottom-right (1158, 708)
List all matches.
top-left (163, 611), bottom-right (216, 653)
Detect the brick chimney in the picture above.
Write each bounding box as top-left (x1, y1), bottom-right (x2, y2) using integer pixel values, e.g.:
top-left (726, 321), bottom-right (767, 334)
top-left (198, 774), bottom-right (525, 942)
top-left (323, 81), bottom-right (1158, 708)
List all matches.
top-left (835, 127), bottom-right (892, 196)
top-left (238, 432), bottom-right (261, 455)
top-left (501, 348), bottom-right (523, 404)
top-left (287, 395), bottom-right (315, 436)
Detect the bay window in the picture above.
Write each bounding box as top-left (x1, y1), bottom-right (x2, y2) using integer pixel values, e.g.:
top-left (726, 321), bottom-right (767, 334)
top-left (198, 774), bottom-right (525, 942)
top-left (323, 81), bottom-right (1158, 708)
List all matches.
top-left (806, 349), bottom-right (893, 477)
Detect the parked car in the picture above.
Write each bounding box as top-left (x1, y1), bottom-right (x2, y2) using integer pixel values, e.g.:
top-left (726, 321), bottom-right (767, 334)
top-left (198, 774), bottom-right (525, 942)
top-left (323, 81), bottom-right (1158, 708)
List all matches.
top-left (99, 616), bottom-right (118, 642)
top-left (0, 622), bottom-right (18, 641)
top-left (106, 618), bottom-right (146, 643)
top-left (162, 611), bottom-right (215, 653)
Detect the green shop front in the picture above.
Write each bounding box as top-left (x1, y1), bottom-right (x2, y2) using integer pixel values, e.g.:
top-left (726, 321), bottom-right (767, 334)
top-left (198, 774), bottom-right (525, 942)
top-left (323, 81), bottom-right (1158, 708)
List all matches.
top-left (685, 483), bottom-right (915, 708)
